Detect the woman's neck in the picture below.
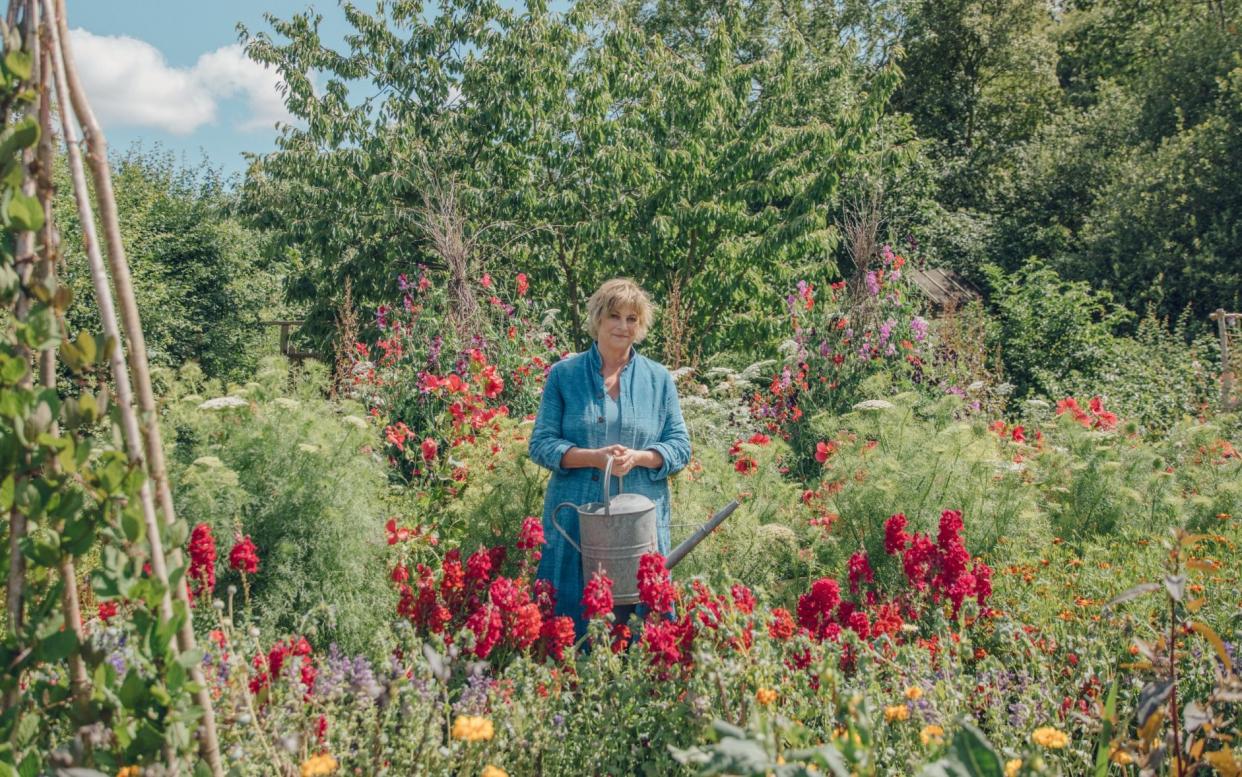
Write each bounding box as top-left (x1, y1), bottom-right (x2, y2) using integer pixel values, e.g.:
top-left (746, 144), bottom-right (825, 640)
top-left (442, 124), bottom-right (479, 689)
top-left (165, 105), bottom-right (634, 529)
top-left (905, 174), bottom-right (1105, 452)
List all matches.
top-left (597, 342), bottom-right (631, 371)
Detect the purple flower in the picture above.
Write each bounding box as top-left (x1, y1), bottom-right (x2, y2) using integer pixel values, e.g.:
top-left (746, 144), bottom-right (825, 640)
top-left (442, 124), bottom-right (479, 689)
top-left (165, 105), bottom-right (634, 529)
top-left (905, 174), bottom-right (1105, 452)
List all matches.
top-left (865, 271), bottom-right (880, 296)
top-left (911, 316), bottom-right (928, 342)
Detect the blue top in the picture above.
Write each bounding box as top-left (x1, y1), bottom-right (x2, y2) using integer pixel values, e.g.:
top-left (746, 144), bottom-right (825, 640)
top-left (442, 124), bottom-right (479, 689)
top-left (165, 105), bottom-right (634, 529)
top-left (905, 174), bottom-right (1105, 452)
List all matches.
top-left (528, 342), bottom-right (692, 635)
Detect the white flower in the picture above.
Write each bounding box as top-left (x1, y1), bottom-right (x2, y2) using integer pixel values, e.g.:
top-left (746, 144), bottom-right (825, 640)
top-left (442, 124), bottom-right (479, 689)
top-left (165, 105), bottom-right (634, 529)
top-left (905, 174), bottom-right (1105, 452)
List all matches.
top-left (852, 399), bottom-right (894, 412)
top-left (342, 415), bottom-right (369, 430)
top-left (198, 396), bottom-right (249, 411)
top-left (967, 381), bottom-right (985, 391)
top-left (272, 398), bottom-right (301, 410)
top-left (352, 361), bottom-right (375, 376)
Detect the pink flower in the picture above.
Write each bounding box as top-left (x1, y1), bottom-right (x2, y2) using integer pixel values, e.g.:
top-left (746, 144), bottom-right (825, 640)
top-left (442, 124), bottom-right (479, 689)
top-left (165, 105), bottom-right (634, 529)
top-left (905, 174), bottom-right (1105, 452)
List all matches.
top-left (481, 272), bottom-right (493, 288)
top-left (421, 437), bottom-right (439, 462)
top-left (517, 273), bottom-right (529, 296)
top-left (814, 441), bottom-right (834, 463)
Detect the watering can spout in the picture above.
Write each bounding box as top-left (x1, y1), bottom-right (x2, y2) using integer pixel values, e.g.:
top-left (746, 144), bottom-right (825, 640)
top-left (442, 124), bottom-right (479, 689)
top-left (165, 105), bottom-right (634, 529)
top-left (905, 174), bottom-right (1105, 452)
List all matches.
top-left (664, 500), bottom-right (740, 570)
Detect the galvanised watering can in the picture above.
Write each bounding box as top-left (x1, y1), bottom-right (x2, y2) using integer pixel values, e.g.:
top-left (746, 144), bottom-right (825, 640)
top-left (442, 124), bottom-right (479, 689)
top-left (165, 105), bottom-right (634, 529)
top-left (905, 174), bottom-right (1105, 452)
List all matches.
top-left (552, 456), bottom-right (739, 604)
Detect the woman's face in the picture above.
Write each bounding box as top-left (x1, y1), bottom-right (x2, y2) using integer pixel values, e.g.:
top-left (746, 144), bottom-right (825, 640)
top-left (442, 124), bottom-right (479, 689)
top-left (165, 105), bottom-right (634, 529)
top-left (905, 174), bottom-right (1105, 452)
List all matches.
top-left (601, 305), bottom-right (640, 350)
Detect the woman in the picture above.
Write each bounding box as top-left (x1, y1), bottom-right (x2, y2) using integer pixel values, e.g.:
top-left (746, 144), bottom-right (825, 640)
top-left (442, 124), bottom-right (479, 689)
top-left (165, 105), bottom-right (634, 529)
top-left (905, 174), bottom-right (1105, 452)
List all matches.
top-left (528, 278), bottom-right (691, 636)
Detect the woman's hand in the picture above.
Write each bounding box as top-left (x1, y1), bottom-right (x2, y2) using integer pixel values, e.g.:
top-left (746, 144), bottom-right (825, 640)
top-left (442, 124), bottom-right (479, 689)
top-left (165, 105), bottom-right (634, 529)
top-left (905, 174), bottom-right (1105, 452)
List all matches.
top-left (606, 447), bottom-right (663, 476)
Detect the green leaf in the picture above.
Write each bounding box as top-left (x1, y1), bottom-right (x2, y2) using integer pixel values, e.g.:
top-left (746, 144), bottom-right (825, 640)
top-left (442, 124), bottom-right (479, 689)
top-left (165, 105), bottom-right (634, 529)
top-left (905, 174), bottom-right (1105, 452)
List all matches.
top-left (0, 117), bottom-right (37, 160)
top-left (36, 629), bottom-right (77, 663)
top-left (176, 648), bottom-right (205, 670)
top-left (3, 50), bottom-right (32, 81)
top-left (118, 669), bottom-right (146, 708)
top-left (120, 507), bottom-right (144, 544)
top-left (947, 720), bottom-right (1003, 777)
top-left (0, 475), bottom-right (12, 511)
top-left (6, 192), bottom-right (43, 233)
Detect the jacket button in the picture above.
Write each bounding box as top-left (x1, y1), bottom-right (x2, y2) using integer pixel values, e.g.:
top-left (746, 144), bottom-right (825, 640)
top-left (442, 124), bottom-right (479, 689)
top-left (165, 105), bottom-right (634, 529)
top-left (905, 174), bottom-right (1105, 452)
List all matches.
top-left (597, 416), bottom-right (604, 423)
top-left (591, 472), bottom-right (599, 481)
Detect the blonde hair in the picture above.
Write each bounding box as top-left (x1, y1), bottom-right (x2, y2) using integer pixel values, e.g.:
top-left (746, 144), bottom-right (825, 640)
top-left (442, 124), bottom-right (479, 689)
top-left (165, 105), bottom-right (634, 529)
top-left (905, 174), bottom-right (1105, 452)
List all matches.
top-left (585, 278), bottom-right (656, 343)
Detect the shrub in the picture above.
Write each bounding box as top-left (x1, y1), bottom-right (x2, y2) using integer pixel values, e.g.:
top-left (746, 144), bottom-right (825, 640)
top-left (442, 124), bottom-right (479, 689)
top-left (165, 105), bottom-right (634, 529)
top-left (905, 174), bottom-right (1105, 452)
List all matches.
top-left (166, 358), bottom-right (399, 654)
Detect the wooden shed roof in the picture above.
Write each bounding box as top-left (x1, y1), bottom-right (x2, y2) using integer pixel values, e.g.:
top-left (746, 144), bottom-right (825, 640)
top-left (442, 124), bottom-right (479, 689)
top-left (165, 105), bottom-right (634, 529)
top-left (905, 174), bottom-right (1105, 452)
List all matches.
top-left (906, 267), bottom-right (979, 307)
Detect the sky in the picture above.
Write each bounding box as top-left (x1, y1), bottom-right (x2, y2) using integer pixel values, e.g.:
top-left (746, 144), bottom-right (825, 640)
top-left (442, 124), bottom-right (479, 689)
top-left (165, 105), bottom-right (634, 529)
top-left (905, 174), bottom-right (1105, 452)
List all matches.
top-left (63, 1), bottom-right (354, 181)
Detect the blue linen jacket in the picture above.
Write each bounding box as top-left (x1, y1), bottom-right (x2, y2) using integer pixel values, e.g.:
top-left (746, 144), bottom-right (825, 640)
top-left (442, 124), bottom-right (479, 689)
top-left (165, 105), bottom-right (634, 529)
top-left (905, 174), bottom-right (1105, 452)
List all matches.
top-left (528, 342), bottom-right (691, 635)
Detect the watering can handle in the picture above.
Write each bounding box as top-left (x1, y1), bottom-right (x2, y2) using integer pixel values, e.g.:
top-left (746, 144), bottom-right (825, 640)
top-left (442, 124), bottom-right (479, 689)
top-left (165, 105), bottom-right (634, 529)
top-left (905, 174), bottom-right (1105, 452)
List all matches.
top-left (601, 454), bottom-right (625, 513)
top-left (550, 503), bottom-right (583, 555)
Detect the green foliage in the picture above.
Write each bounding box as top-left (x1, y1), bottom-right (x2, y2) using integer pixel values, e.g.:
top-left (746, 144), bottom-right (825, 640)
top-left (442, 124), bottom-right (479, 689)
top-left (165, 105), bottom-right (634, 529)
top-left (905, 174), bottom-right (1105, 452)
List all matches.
top-left (984, 261), bottom-right (1133, 399)
top-left (239, 0), bottom-right (903, 364)
top-left (0, 26), bottom-right (205, 771)
top-left (1042, 309), bottom-right (1221, 433)
top-left (165, 358), bottom-right (398, 654)
top-left (56, 148), bottom-right (285, 381)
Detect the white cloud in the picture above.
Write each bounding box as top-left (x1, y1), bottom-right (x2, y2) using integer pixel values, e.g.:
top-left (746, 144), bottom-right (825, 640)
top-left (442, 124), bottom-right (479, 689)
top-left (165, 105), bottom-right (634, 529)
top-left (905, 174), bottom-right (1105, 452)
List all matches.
top-left (67, 29), bottom-right (293, 135)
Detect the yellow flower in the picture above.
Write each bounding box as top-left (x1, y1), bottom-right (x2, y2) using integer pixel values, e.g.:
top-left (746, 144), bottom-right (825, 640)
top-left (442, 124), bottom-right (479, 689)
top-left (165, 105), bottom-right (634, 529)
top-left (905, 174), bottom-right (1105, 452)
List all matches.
top-left (117, 768), bottom-right (141, 777)
top-left (1031, 726), bottom-right (1070, 749)
top-left (905, 686), bottom-right (923, 701)
top-left (919, 725), bottom-right (944, 746)
top-left (1004, 759), bottom-right (1022, 777)
top-left (755, 687), bottom-right (778, 706)
top-left (481, 766), bottom-right (508, 777)
top-left (300, 753), bottom-right (339, 777)
top-left (1110, 748), bottom-right (1134, 765)
top-left (883, 704), bottom-right (909, 723)
top-left (452, 715), bottom-right (496, 742)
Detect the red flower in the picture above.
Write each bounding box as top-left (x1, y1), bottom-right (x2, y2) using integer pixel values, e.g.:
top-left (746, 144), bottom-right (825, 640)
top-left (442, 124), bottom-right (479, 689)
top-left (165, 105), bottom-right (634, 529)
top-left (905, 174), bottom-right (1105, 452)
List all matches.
top-left (541, 616), bottom-right (576, 661)
top-left (466, 605), bottom-right (504, 658)
top-left (228, 535), bottom-right (260, 575)
top-left (421, 437), bottom-right (439, 462)
top-left (768, 607), bottom-right (796, 640)
top-left (814, 441), bottom-right (834, 463)
top-left (730, 584), bottom-right (756, 614)
top-left (465, 548), bottom-right (494, 590)
top-left (883, 513), bottom-right (909, 555)
top-left (1011, 425), bottom-right (1026, 443)
top-left (748, 433), bottom-right (771, 446)
top-left (796, 578), bottom-right (841, 639)
top-left (391, 564), bottom-right (409, 583)
top-left (637, 553), bottom-right (677, 612)
top-left (489, 576), bottom-right (520, 612)
top-left (846, 609), bottom-right (871, 640)
top-left (517, 273), bottom-right (529, 296)
top-left (734, 456), bottom-right (757, 474)
top-left (610, 623), bottom-right (632, 653)
top-left (641, 616), bottom-right (694, 667)
top-left (97, 601), bottom-right (118, 623)
top-left (582, 571), bottom-right (615, 620)
top-left (517, 516), bottom-right (545, 553)
top-left (188, 523), bottom-right (217, 600)
top-left (481, 272), bottom-right (493, 288)
top-left (846, 550), bottom-right (874, 595)
top-left (385, 518), bottom-right (412, 545)
top-left (507, 603), bottom-right (543, 650)
top-left (440, 550), bottom-right (465, 596)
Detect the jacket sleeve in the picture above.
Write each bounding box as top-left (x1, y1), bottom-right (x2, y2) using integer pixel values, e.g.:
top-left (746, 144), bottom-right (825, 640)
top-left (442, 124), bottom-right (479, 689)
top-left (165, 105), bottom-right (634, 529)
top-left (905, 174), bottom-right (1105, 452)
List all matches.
top-left (528, 363), bottom-right (576, 476)
top-left (646, 369), bottom-right (691, 482)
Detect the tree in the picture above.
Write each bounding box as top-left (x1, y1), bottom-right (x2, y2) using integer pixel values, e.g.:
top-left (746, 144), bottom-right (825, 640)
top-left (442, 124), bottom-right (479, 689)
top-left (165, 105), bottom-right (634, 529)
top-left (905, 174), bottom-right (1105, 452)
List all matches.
top-left (240, 0), bottom-right (902, 365)
top-left (57, 149), bottom-right (282, 380)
